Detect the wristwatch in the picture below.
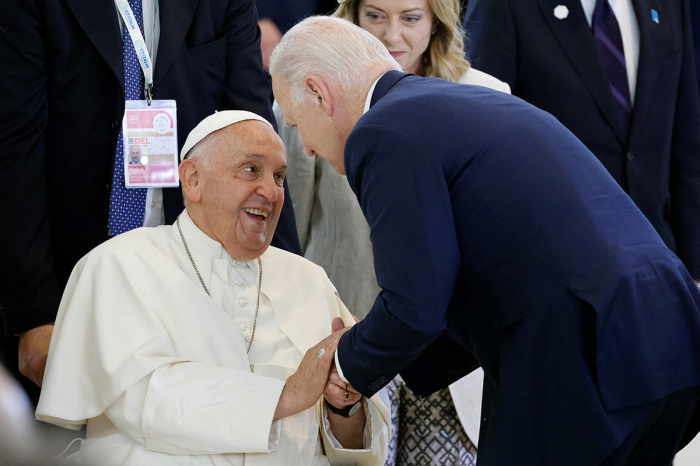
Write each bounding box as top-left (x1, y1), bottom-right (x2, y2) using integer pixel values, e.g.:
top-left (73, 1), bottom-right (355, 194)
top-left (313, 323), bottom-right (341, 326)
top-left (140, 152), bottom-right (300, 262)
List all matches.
top-left (326, 399), bottom-right (363, 417)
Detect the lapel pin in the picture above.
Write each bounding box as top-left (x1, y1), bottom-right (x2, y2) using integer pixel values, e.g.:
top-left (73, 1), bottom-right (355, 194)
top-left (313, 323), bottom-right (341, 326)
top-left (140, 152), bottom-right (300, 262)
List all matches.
top-left (651, 9), bottom-right (659, 23)
top-left (554, 5), bottom-right (569, 20)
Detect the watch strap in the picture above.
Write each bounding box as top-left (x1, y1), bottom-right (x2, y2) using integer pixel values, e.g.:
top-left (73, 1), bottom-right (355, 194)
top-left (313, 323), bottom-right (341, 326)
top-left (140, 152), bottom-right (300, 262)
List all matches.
top-left (326, 399), bottom-right (363, 417)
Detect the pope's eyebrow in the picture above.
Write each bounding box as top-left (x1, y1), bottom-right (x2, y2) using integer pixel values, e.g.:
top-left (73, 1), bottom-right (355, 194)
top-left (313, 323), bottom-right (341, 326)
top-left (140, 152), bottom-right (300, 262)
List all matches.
top-left (241, 153), bottom-right (287, 170)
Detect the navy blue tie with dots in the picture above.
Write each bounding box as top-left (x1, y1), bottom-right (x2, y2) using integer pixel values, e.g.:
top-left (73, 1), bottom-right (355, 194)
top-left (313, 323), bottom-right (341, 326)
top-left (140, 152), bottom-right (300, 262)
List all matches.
top-left (592, 0), bottom-right (632, 137)
top-left (108, 0), bottom-right (148, 235)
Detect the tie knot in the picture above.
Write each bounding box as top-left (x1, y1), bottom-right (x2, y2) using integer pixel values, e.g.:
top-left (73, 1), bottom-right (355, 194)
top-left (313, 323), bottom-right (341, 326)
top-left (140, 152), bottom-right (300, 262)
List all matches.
top-left (594, 0), bottom-right (609, 16)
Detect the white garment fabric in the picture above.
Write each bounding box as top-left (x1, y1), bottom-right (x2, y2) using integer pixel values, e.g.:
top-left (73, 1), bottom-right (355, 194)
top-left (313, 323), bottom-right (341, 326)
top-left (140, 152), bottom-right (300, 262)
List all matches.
top-left (36, 210), bottom-right (390, 465)
top-left (458, 67), bottom-right (512, 94)
top-left (282, 66), bottom-right (508, 449)
top-left (580, 0), bottom-right (640, 102)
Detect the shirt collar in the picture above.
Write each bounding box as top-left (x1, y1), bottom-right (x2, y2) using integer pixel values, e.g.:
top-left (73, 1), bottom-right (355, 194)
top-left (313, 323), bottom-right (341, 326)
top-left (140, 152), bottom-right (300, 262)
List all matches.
top-left (176, 210), bottom-right (255, 272)
top-left (363, 74), bottom-right (385, 114)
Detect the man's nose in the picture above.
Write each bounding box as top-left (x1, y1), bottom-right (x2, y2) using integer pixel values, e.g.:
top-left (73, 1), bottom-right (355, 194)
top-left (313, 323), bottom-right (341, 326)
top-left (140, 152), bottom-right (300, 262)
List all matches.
top-left (257, 174), bottom-right (280, 202)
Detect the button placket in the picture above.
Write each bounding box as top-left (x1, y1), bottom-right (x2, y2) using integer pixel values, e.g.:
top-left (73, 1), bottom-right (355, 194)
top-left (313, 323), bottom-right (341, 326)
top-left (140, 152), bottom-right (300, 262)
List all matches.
top-left (230, 259), bottom-right (255, 343)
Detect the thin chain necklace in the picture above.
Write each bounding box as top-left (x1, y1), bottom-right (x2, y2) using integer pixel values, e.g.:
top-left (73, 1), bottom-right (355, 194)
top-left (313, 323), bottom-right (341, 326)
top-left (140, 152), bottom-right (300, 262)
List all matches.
top-left (177, 217), bottom-right (262, 353)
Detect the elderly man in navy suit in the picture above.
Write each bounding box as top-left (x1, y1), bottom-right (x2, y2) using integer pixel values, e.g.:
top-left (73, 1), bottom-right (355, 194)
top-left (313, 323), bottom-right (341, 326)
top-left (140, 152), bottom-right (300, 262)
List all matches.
top-left (271, 16), bottom-right (700, 465)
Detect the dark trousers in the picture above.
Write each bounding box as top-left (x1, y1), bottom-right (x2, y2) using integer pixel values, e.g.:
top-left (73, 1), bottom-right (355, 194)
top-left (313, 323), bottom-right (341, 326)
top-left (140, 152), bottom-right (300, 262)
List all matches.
top-left (601, 386), bottom-right (700, 465)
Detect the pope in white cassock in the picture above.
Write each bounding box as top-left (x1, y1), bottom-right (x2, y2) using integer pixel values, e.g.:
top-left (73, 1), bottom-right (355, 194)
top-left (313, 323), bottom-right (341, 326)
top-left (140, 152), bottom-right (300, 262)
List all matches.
top-left (35, 111), bottom-right (390, 465)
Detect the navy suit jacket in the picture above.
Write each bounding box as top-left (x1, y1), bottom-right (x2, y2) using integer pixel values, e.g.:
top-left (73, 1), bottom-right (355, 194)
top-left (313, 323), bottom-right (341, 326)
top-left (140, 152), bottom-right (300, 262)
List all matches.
top-left (0, 0), bottom-right (299, 336)
top-left (692, 0), bottom-right (700, 90)
top-left (464, 0), bottom-right (700, 279)
top-left (338, 71), bottom-right (700, 463)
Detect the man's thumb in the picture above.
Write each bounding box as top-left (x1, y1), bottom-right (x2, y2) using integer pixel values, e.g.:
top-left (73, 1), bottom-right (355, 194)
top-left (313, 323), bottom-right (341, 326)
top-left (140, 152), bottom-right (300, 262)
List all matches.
top-left (332, 317), bottom-right (345, 333)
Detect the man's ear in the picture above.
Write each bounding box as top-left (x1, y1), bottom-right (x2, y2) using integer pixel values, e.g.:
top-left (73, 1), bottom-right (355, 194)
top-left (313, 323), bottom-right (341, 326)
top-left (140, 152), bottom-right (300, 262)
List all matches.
top-left (179, 159), bottom-right (202, 203)
top-left (304, 75), bottom-right (334, 116)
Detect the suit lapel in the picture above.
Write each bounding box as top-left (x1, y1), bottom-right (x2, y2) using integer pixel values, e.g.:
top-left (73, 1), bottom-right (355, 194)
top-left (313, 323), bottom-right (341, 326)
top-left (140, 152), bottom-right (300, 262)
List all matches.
top-left (154, 0), bottom-right (200, 86)
top-left (64, 0), bottom-right (124, 89)
top-left (628, 0), bottom-right (662, 141)
top-left (538, 0), bottom-right (627, 144)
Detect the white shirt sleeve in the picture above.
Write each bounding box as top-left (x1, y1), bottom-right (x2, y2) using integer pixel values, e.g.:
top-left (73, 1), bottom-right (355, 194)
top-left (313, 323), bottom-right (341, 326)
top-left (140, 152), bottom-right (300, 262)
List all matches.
top-left (318, 395), bottom-right (391, 466)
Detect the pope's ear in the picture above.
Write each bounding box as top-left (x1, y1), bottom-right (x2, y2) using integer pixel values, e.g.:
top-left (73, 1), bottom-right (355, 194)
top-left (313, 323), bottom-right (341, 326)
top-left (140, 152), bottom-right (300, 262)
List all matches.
top-left (304, 75), bottom-right (334, 116)
top-left (179, 159), bottom-right (202, 203)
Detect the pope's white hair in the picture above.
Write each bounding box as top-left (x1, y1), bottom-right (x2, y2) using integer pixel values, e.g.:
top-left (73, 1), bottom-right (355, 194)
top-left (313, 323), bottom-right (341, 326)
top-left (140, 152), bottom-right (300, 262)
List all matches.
top-left (269, 16), bottom-right (400, 105)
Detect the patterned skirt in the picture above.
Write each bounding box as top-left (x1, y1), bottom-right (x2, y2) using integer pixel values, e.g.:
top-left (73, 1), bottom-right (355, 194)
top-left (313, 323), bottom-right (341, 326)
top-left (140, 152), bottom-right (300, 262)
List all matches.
top-left (384, 377), bottom-right (477, 466)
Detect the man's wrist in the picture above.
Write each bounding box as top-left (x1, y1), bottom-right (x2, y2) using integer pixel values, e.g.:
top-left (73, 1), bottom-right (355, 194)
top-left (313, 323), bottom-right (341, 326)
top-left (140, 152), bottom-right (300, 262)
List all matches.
top-left (326, 398), bottom-right (363, 417)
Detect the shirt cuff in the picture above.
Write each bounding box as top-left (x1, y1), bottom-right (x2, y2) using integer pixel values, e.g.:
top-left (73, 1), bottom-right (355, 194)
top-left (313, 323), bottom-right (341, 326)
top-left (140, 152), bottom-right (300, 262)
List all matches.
top-left (267, 419), bottom-right (282, 450)
top-left (335, 350), bottom-right (349, 384)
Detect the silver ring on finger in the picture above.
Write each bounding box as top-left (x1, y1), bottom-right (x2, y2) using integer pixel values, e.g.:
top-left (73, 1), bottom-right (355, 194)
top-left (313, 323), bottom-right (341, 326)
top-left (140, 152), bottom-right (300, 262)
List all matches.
top-left (318, 348), bottom-right (326, 359)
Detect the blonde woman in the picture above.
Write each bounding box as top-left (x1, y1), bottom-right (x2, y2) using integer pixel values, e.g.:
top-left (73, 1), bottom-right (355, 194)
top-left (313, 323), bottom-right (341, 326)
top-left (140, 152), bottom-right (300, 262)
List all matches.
top-left (334, 0), bottom-right (509, 91)
top-left (275, 2), bottom-right (508, 464)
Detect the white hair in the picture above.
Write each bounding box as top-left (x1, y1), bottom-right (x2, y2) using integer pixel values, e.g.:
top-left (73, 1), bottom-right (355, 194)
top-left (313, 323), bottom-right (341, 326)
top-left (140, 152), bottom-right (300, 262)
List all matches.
top-left (269, 16), bottom-right (400, 105)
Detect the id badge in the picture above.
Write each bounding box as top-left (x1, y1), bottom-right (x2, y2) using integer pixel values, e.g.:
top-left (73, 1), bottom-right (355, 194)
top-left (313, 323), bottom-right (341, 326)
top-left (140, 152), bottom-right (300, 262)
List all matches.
top-left (122, 100), bottom-right (179, 188)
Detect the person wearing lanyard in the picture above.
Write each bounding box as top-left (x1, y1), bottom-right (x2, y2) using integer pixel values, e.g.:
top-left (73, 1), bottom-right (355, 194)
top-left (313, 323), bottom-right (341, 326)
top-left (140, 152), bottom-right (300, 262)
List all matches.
top-left (0, 0), bottom-right (300, 401)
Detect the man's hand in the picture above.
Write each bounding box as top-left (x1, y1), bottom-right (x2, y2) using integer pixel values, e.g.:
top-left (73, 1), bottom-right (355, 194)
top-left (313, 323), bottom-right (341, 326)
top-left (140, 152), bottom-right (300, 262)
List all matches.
top-left (324, 317), bottom-right (361, 408)
top-left (322, 317), bottom-right (366, 449)
top-left (324, 367), bottom-right (362, 409)
top-left (274, 323), bottom-right (351, 420)
top-left (18, 323), bottom-right (53, 387)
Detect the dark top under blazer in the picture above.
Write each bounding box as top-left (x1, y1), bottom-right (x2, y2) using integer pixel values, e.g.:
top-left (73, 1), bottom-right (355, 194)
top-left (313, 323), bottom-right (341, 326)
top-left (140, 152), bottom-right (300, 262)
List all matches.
top-left (338, 71), bottom-right (700, 464)
top-left (0, 0), bottom-right (299, 335)
top-left (463, 0), bottom-right (700, 279)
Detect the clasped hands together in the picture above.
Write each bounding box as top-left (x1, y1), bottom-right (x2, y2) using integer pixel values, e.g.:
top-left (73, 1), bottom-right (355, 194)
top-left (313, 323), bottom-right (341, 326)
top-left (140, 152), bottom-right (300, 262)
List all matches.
top-left (22, 318), bottom-right (363, 422)
top-left (274, 317), bottom-right (362, 421)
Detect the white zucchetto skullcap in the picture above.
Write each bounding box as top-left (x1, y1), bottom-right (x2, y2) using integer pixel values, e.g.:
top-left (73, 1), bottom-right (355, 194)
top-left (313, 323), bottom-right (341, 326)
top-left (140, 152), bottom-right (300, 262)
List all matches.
top-left (180, 110), bottom-right (273, 161)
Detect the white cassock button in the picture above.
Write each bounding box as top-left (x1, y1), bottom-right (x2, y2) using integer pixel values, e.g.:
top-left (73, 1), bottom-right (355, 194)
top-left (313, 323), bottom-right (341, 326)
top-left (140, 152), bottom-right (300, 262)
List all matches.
top-left (239, 298), bottom-right (248, 307)
top-left (235, 277), bottom-right (243, 286)
top-left (150, 200), bottom-right (156, 207)
top-left (554, 5), bottom-right (569, 19)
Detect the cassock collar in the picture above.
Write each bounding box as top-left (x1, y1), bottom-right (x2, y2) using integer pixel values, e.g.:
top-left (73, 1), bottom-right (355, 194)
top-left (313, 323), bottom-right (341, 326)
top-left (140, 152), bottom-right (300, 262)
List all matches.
top-left (175, 210), bottom-right (257, 271)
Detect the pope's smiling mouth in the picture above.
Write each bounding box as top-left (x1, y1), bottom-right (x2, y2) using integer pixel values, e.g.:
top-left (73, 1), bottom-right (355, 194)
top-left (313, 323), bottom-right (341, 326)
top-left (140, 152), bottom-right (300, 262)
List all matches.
top-left (243, 208), bottom-right (268, 220)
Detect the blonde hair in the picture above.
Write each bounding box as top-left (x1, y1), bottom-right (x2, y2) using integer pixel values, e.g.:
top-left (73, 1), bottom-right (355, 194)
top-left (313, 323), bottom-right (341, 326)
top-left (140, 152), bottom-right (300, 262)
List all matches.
top-left (333, 0), bottom-right (470, 82)
top-left (269, 16), bottom-right (399, 106)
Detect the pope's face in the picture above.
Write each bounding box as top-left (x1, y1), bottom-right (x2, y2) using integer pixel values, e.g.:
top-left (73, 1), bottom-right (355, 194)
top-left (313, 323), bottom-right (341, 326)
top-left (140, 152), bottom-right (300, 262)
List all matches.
top-left (272, 78), bottom-right (348, 175)
top-left (130, 145), bottom-right (141, 163)
top-left (196, 121), bottom-right (286, 260)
